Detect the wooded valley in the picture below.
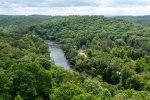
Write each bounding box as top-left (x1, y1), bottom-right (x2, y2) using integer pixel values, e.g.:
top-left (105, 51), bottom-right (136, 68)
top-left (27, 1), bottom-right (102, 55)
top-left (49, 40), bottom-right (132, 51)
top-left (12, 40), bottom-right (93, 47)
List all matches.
top-left (0, 15), bottom-right (150, 100)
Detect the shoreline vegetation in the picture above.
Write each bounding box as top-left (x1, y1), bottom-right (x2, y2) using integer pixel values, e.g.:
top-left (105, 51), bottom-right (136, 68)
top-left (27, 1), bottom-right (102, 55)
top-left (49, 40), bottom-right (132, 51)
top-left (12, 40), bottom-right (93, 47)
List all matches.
top-left (0, 15), bottom-right (150, 100)
top-left (45, 40), bottom-right (97, 77)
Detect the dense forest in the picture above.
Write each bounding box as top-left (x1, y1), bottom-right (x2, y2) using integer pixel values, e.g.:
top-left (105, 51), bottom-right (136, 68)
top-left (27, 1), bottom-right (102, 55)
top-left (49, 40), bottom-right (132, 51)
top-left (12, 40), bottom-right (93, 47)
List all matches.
top-left (0, 15), bottom-right (150, 100)
top-left (115, 15), bottom-right (150, 27)
top-left (0, 15), bottom-right (55, 27)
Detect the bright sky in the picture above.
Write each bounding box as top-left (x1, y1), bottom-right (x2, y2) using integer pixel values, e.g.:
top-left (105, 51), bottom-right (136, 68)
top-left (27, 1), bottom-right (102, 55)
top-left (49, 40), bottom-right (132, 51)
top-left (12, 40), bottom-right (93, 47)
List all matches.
top-left (0, 0), bottom-right (150, 15)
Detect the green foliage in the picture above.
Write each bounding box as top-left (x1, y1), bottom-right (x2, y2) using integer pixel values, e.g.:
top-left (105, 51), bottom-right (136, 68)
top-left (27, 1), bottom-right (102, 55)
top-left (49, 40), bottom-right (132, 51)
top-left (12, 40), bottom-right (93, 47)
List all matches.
top-left (50, 83), bottom-right (84, 100)
top-left (83, 79), bottom-right (111, 99)
top-left (0, 15), bottom-right (150, 100)
top-left (115, 15), bottom-right (150, 27)
top-left (23, 16), bottom-right (150, 88)
top-left (126, 75), bottom-right (143, 90)
top-left (0, 32), bottom-right (52, 99)
top-left (10, 69), bottom-right (37, 99)
top-left (102, 66), bottom-right (120, 85)
top-left (14, 94), bottom-right (23, 100)
top-left (121, 66), bottom-right (133, 88)
top-left (0, 68), bottom-right (12, 99)
top-left (0, 15), bottom-right (53, 27)
top-left (114, 89), bottom-right (150, 100)
top-left (72, 93), bottom-right (98, 100)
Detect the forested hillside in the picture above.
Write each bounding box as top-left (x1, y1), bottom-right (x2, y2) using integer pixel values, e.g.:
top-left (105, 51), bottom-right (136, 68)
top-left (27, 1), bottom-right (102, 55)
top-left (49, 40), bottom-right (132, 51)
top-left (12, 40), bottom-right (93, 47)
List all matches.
top-left (115, 15), bottom-right (150, 27)
top-left (0, 26), bottom-right (112, 100)
top-left (0, 15), bottom-right (150, 100)
top-left (0, 15), bottom-right (55, 27)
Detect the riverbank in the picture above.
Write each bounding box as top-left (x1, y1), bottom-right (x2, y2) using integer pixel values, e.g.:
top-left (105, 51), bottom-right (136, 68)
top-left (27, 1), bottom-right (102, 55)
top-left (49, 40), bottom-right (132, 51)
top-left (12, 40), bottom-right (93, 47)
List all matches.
top-left (45, 40), bottom-right (71, 70)
top-left (45, 40), bottom-right (97, 77)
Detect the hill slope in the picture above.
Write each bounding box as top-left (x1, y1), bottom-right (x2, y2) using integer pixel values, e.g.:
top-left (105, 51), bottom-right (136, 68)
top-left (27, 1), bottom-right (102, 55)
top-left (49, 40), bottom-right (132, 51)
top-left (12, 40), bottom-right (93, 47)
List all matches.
top-left (115, 15), bottom-right (150, 27)
top-left (25, 15), bottom-right (150, 88)
top-left (0, 15), bottom-right (150, 99)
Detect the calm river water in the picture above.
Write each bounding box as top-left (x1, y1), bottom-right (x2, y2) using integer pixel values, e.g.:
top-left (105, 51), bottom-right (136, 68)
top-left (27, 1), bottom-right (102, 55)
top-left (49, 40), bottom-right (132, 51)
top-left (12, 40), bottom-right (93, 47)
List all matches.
top-left (45, 40), bottom-right (70, 70)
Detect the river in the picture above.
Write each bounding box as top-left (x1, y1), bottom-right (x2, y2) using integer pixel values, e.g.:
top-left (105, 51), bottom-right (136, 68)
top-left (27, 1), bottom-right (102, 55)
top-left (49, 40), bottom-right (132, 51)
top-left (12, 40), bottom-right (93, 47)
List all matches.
top-left (45, 40), bottom-right (71, 70)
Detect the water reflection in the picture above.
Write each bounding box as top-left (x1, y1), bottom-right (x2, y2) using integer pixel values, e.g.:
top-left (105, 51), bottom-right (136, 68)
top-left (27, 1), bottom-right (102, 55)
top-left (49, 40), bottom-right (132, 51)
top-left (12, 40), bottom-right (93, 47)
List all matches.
top-left (45, 40), bottom-right (70, 70)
